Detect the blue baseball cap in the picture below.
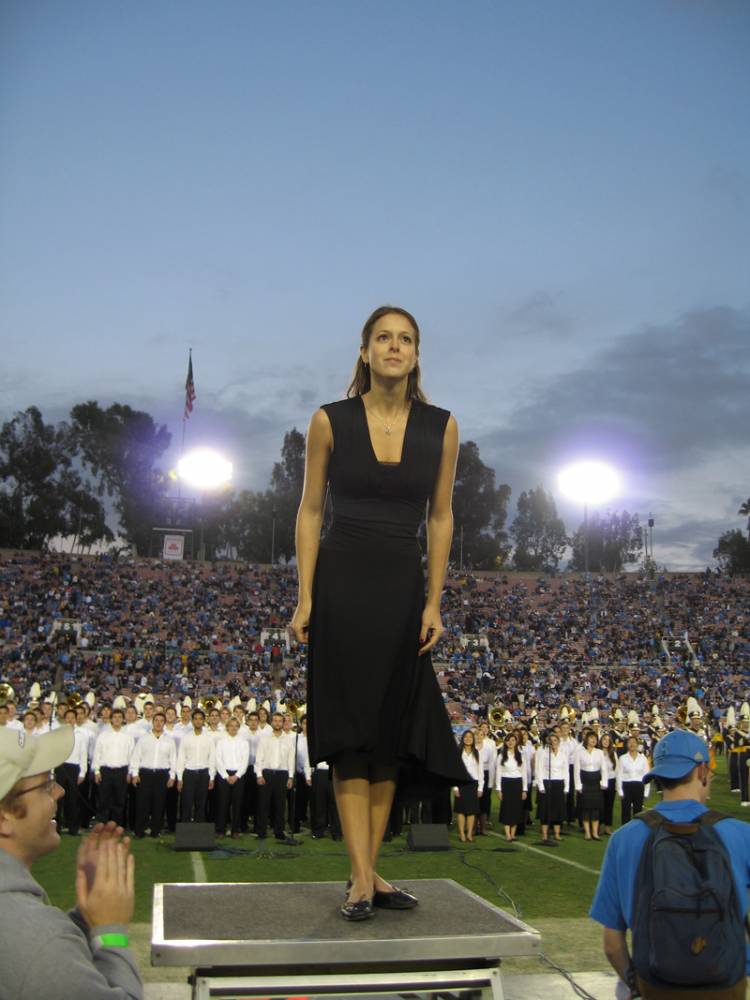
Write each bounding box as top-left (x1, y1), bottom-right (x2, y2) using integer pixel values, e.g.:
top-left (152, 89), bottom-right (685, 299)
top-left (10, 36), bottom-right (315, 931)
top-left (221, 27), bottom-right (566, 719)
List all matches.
top-left (643, 730), bottom-right (710, 782)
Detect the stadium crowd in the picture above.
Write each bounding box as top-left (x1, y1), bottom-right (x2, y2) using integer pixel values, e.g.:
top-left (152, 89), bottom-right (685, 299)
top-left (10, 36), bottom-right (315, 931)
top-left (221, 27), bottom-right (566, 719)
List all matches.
top-left (1, 549), bottom-right (750, 850)
top-left (1, 551), bottom-right (748, 729)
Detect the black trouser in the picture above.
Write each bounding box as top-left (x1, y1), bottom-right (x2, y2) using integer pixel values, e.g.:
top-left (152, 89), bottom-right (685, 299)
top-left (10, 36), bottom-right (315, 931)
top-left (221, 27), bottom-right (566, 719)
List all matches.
top-left (242, 771), bottom-right (258, 832)
top-left (97, 766), bottom-right (129, 826)
top-left (739, 750), bottom-right (750, 802)
top-left (181, 768), bottom-right (210, 822)
top-left (165, 781), bottom-right (178, 831)
top-left (135, 769), bottom-right (170, 837)
top-left (620, 781), bottom-right (645, 824)
top-left (257, 769), bottom-right (288, 837)
top-left (292, 771), bottom-right (309, 832)
top-left (216, 772), bottom-right (245, 833)
top-left (55, 762), bottom-right (81, 833)
top-left (311, 768), bottom-right (340, 837)
top-left (566, 764), bottom-right (576, 822)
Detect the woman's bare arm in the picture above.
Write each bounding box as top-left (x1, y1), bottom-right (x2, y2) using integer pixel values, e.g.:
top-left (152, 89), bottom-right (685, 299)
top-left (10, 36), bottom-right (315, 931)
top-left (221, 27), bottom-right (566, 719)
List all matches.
top-left (289, 409), bottom-right (332, 643)
top-left (420, 414), bottom-right (459, 653)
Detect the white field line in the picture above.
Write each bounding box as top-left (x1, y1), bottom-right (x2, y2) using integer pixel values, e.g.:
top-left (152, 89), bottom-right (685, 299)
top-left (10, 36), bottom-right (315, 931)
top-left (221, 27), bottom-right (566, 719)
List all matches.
top-left (191, 851), bottom-right (208, 882)
top-left (486, 829), bottom-right (601, 876)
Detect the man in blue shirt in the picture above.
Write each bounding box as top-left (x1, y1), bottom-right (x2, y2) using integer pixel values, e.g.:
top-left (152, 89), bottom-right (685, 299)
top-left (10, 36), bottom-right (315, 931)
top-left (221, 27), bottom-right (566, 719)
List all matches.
top-left (590, 730), bottom-right (750, 998)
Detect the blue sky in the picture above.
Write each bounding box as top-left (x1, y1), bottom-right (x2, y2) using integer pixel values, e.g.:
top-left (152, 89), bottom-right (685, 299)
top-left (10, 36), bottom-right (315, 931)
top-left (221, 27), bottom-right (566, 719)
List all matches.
top-left (1, 1), bottom-right (749, 568)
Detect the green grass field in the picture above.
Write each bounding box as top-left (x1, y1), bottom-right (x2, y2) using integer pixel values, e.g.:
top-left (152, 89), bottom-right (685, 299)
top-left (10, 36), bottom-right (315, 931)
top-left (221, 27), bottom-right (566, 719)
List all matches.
top-left (32, 756), bottom-right (748, 980)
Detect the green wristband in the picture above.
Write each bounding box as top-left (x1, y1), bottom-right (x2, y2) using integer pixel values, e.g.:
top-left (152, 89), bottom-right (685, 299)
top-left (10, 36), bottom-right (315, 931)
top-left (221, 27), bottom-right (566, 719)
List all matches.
top-left (96, 933), bottom-right (129, 949)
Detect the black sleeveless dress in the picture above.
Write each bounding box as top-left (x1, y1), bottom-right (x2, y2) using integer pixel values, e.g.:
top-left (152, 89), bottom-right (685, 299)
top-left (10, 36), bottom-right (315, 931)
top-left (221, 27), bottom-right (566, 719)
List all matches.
top-left (307, 395), bottom-right (467, 789)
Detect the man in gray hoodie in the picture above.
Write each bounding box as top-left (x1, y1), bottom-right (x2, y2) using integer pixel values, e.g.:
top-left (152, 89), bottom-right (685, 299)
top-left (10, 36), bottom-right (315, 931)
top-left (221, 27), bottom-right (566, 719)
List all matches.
top-left (0, 725), bottom-right (143, 999)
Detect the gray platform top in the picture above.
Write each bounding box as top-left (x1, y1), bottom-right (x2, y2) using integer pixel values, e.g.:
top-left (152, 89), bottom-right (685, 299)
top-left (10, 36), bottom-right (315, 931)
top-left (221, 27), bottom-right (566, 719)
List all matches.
top-left (152, 879), bottom-right (540, 967)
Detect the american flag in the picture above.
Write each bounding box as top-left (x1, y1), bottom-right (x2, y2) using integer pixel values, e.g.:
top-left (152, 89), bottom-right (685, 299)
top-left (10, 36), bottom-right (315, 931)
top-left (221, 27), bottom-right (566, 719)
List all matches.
top-left (184, 353), bottom-right (196, 419)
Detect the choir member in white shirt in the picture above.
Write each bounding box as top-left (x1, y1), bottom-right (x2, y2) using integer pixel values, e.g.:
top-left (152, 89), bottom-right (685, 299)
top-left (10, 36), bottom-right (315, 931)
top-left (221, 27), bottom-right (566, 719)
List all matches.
top-left (22, 711), bottom-right (39, 736)
top-left (54, 707), bottom-right (89, 835)
top-left (574, 730), bottom-right (608, 840)
top-left (518, 729), bottom-right (536, 834)
top-left (599, 732), bottom-right (618, 835)
top-left (255, 712), bottom-right (295, 840)
top-left (495, 732), bottom-right (528, 841)
top-left (291, 716), bottom-right (313, 834)
top-left (535, 732), bottom-right (569, 843)
top-left (92, 708), bottom-right (134, 826)
top-left (174, 705), bottom-right (194, 741)
top-left (0, 701), bottom-right (23, 731)
top-left (130, 710), bottom-right (177, 837)
top-left (616, 735), bottom-right (651, 824)
top-left (475, 723), bottom-right (497, 835)
top-left (241, 711), bottom-right (262, 834)
top-left (453, 730), bottom-right (482, 843)
top-left (558, 721), bottom-right (579, 825)
top-left (215, 718), bottom-right (250, 838)
top-left (176, 709), bottom-right (216, 823)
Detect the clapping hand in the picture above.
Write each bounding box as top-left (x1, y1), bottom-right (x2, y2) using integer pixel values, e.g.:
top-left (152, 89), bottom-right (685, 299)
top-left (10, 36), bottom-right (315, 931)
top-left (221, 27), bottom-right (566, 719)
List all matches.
top-left (75, 821), bottom-right (135, 928)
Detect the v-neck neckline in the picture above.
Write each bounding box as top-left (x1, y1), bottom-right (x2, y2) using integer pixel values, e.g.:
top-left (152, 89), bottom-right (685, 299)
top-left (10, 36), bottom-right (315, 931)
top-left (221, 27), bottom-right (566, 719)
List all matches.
top-left (358, 394), bottom-right (414, 467)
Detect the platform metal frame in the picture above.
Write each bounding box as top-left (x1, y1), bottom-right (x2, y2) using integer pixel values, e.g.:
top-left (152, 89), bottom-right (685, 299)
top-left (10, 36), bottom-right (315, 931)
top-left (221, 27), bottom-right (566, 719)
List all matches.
top-left (152, 878), bottom-right (541, 1000)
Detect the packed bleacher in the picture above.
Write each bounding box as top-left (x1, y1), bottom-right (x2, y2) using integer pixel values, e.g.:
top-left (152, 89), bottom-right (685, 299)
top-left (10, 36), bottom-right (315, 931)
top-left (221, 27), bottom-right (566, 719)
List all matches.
top-left (1, 551), bottom-right (749, 728)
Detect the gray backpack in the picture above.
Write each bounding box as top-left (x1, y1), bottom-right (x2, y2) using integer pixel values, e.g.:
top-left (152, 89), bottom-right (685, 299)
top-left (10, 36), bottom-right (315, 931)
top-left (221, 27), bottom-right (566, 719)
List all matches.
top-left (632, 809), bottom-right (746, 991)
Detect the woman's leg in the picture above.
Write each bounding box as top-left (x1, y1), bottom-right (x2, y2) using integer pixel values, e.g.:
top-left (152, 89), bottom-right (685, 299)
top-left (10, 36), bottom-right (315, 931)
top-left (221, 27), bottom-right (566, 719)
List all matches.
top-left (553, 823), bottom-right (562, 840)
top-left (466, 814), bottom-right (475, 840)
top-left (592, 816), bottom-right (600, 838)
top-left (369, 775), bottom-right (398, 892)
top-left (457, 813), bottom-right (466, 840)
top-left (504, 824), bottom-right (511, 840)
top-left (583, 817), bottom-right (591, 839)
top-left (509, 824), bottom-right (517, 840)
top-left (333, 773), bottom-right (373, 901)
top-left (541, 823), bottom-right (549, 841)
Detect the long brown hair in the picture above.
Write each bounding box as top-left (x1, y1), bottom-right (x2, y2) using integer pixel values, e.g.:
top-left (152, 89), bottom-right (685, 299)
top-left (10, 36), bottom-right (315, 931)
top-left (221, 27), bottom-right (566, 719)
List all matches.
top-left (346, 305), bottom-right (428, 402)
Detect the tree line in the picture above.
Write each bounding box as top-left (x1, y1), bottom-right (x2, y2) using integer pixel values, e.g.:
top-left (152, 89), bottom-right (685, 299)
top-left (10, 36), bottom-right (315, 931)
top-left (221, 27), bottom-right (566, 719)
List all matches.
top-left (3, 402), bottom-right (744, 572)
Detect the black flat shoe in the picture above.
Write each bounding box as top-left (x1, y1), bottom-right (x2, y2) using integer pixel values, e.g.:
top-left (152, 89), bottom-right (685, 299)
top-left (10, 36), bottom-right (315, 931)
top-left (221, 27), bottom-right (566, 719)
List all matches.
top-left (341, 897), bottom-right (375, 921)
top-left (373, 886), bottom-right (419, 910)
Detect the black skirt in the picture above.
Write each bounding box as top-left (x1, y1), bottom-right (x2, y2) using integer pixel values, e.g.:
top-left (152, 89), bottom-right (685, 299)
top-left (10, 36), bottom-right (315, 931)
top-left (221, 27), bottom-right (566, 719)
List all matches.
top-left (499, 776), bottom-right (524, 826)
top-left (579, 769), bottom-right (603, 814)
top-left (454, 779), bottom-right (479, 815)
top-left (536, 779), bottom-right (565, 825)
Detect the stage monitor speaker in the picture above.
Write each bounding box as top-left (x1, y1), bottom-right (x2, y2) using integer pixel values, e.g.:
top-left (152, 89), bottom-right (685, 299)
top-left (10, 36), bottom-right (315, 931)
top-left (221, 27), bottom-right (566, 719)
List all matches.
top-left (174, 822), bottom-right (216, 852)
top-left (407, 823), bottom-right (450, 852)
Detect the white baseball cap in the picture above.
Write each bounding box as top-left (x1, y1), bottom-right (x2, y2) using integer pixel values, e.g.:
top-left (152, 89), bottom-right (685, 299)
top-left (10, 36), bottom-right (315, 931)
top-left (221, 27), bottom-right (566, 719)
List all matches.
top-left (0, 726), bottom-right (74, 799)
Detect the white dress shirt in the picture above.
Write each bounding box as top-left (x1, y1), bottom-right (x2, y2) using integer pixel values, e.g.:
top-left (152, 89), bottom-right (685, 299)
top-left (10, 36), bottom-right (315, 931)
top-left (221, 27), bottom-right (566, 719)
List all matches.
top-left (478, 739), bottom-right (497, 786)
top-left (176, 730), bottom-right (217, 780)
top-left (574, 747), bottom-right (608, 792)
top-left (455, 751), bottom-right (484, 794)
top-left (534, 748), bottom-right (570, 792)
top-left (294, 734), bottom-right (313, 781)
top-left (495, 752), bottom-right (528, 791)
top-left (93, 729), bottom-right (134, 772)
top-left (130, 732), bottom-right (177, 779)
top-left (63, 726), bottom-right (89, 772)
top-left (215, 735), bottom-right (250, 779)
top-left (616, 751), bottom-right (651, 798)
top-left (255, 731), bottom-right (295, 777)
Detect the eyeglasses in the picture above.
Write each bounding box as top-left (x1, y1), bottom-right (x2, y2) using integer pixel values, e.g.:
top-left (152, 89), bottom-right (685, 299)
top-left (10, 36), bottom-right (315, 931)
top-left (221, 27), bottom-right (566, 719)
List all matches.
top-left (14, 772), bottom-right (59, 798)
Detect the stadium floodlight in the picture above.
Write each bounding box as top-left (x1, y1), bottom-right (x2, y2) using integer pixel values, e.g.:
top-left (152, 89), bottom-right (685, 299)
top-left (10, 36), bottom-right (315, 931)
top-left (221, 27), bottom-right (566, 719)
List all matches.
top-left (557, 461), bottom-right (620, 507)
top-left (177, 449), bottom-right (233, 491)
top-left (557, 461), bottom-right (620, 574)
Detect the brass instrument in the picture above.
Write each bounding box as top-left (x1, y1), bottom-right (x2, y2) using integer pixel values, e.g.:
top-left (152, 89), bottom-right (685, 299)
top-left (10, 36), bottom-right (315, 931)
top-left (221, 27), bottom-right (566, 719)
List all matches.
top-left (201, 695), bottom-right (219, 712)
top-left (0, 682), bottom-right (15, 706)
top-left (66, 691), bottom-right (84, 709)
top-left (675, 704), bottom-right (688, 727)
top-left (488, 705), bottom-right (505, 728)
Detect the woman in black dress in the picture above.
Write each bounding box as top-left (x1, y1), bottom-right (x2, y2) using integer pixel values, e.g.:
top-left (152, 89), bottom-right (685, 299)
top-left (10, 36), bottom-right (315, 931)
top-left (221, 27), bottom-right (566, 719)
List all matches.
top-left (290, 305), bottom-right (467, 920)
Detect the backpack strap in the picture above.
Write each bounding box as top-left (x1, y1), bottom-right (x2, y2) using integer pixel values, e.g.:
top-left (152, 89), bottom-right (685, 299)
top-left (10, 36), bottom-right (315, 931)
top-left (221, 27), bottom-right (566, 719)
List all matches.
top-left (699, 809), bottom-right (729, 827)
top-left (634, 808), bottom-right (663, 829)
